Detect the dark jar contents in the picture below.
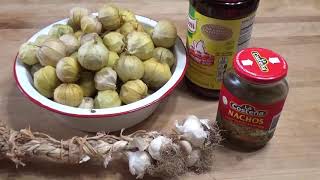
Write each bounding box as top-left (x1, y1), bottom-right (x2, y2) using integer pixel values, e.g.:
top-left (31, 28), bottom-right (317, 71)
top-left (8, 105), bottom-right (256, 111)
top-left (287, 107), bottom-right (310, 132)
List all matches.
top-left (186, 0), bottom-right (260, 98)
top-left (216, 48), bottom-right (289, 150)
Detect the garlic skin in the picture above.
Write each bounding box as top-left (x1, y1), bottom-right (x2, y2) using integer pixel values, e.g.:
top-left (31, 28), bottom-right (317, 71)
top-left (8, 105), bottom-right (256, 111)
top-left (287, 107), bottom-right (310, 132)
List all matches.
top-left (78, 40), bottom-right (109, 71)
top-left (120, 80), bottom-right (148, 104)
top-left (79, 71), bottom-right (97, 97)
top-left (54, 83), bottom-right (84, 107)
top-left (127, 151), bottom-right (151, 179)
top-left (78, 97), bottom-right (94, 109)
top-left (37, 39), bottom-right (67, 67)
top-left (127, 31), bottom-right (154, 60)
top-left (153, 47), bottom-right (175, 68)
top-left (148, 136), bottom-right (172, 161)
top-left (30, 63), bottom-right (43, 77)
top-left (152, 20), bottom-right (177, 48)
top-left (106, 51), bottom-right (119, 68)
top-left (94, 67), bottom-right (117, 91)
top-left (48, 24), bottom-right (74, 38)
top-left (80, 33), bottom-right (103, 46)
top-left (18, 43), bottom-right (39, 65)
top-left (103, 32), bottom-right (125, 53)
top-left (59, 34), bottom-right (80, 55)
top-left (115, 55), bottom-right (144, 82)
top-left (69, 7), bottom-right (89, 30)
top-left (94, 90), bottom-right (121, 109)
top-left (119, 9), bottom-right (137, 24)
top-left (56, 57), bottom-right (80, 83)
top-left (34, 66), bottom-right (60, 98)
top-left (142, 58), bottom-right (172, 89)
top-left (80, 15), bottom-right (102, 34)
top-left (175, 115), bottom-right (209, 148)
top-left (34, 34), bottom-right (51, 46)
top-left (98, 5), bottom-right (121, 31)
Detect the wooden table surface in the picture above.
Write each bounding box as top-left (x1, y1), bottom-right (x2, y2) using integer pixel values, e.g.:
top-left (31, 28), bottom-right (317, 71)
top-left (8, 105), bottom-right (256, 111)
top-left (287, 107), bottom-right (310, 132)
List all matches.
top-left (1, 0), bottom-right (320, 179)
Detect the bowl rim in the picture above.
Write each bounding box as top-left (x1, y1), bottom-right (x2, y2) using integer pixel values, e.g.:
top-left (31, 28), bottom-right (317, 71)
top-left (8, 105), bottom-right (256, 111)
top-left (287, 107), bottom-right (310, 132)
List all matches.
top-left (14, 15), bottom-right (187, 118)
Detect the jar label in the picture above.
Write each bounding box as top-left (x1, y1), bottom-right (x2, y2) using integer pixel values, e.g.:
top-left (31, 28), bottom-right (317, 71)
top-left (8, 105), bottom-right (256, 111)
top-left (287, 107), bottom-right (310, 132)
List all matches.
top-left (218, 85), bottom-right (286, 131)
top-left (186, 5), bottom-right (256, 90)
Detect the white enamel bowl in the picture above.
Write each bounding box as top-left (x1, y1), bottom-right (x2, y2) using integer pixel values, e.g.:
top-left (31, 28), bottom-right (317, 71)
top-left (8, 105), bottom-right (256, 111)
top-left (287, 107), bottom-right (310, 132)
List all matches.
top-left (14, 15), bottom-right (187, 132)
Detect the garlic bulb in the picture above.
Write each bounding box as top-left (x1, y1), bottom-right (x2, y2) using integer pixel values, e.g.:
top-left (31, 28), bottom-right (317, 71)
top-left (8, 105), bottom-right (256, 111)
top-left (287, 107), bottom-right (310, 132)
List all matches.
top-left (120, 80), bottom-right (148, 104)
top-left (152, 20), bottom-right (177, 48)
top-left (74, 31), bottom-right (85, 40)
top-left (78, 71), bottom-right (97, 97)
top-left (34, 34), bottom-right (51, 46)
top-left (54, 83), bottom-right (84, 107)
top-left (56, 57), bottom-right (80, 83)
top-left (127, 151), bottom-right (151, 179)
top-left (106, 51), bottom-right (119, 68)
top-left (142, 58), bottom-right (172, 89)
top-left (48, 24), bottom-right (74, 38)
top-left (103, 32), bottom-right (125, 53)
top-left (119, 9), bottom-right (137, 24)
top-left (153, 47), bottom-right (175, 67)
top-left (78, 40), bottom-right (109, 71)
top-left (69, 7), bottom-right (89, 30)
top-left (80, 15), bottom-right (102, 34)
top-left (94, 67), bottom-right (117, 91)
top-left (179, 140), bottom-right (193, 155)
top-left (115, 55), bottom-right (144, 82)
top-left (94, 90), bottom-right (121, 109)
top-left (98, 5), bottom-right (121, 31)
top-left (37, 39), bottom-right (67, 67)
top-left (175, 115), bottom-right (209, 148)
top-left (18, 43), bottom-right (39, 65)
top-left (34, 66), bottom-right (60, 98)
top-left (30, 63), bottom-right (43, 77)
top-left (78, 97), bottom-right (94, 109)
top-left (148, 136), bottom-right (172, 160)
top-left (80, 33), bottom-right (103, 46)
top-left (126, 31), bottom-right (154, 60)
top-left (59, 34), bottom-right (80, 55)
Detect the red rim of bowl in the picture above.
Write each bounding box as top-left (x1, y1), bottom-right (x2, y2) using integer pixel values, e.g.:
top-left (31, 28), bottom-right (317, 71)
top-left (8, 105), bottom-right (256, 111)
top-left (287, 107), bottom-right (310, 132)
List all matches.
top-left (13, 37), bottom-right (187, 118)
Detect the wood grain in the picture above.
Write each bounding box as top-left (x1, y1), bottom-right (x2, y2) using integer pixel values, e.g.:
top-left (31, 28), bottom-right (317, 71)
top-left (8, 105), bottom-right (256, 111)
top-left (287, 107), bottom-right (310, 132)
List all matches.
top-left (1, 0), bottom-right (320, 179)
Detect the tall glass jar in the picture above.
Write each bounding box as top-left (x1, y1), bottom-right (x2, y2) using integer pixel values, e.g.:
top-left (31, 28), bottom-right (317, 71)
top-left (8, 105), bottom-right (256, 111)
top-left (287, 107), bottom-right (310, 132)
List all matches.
top-left (216, 48), bottom-right (289, 150)
top-left (186, 0), bottom-right (260, 98)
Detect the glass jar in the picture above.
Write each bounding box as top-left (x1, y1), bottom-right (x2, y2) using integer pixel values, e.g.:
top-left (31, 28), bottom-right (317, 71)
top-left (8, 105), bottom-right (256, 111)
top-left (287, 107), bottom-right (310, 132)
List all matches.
top-left (186, 0), bottom-right (260, 98)
top-left (216, 48), bottom-right (289, 150)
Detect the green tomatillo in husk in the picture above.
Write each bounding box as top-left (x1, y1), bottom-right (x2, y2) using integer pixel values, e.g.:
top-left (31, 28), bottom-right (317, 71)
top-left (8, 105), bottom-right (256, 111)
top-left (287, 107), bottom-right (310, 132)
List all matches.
top-left (78, 71), bottom-right (97, 97)
top-left (115, 55), bottom-right (144, 82)
top-left (34, 66), bottom-right (61, 98)
top-left (54, 83), bottom-right (84, 107)
top-left (34, 35), bottom-right (51, 46)
top-left (48, 24), bottom-right (74, 38)
top-left (143, 58), bottom-right (172, 89)
top-left (94, 67), bottom-right (117, 91)
top-left (103, 32), bottom-right (125, 53)
top-left (74, 31), bottom-right (85, 40)
top-left (30, 63), bottom-right (43, 77)
top-left (56, 57), bottom-right (81, 83)
top-left (126, 31), bottom-right (154, 60)
top-left (80, 15), bottom-right (102, 34)
top-left (78, 97), bottom-right (94, 109)
top-left (119, 21), bottom-right (144, 37)
top-left (120, 79), bottom-right (148, 104)
top-left (78, 39), bottom-right (109, 71)
top-left (94, 90), bottom-right (121, 109)
top-left (37, 38), bottom-right (67, 67)
top-left (119, 9), bottom-right (137, 24)
top-left (98, 5), bottom-right (121, 31)
top-left (69, 7), bottom-right (90, 30)
top-left (59, 34), bottom-right (80, 55)
top-left (153, 47), bottom-right (175, 68)
top-left (106, 51), bottom-right (119, 68)
top-left (80, 33), bottom-right (103, 46)
top-left (151, 20), bottom-right (177, 48)
top-left (18, 43), bottom-right (39, 65)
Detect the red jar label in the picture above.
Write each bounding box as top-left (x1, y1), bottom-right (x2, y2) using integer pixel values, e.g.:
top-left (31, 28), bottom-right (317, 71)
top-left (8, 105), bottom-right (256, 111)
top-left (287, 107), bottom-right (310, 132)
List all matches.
top-left (218, 85), bottom-right (286, 131)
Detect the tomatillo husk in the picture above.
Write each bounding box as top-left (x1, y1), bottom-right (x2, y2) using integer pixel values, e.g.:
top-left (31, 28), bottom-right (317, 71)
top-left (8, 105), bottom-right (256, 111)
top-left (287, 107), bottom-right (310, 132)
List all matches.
top-left (142, 58), bottom-right (172, 89)
top-left (54, 83), bottom-right (84, 107)
top-left (33, 66), bottom-right (61, 98)
top-left (18, 42), bottom-right (39, 65)
top-left (94, 90), bottom-right (121, 109)
top-left (115, 55), bottom-right (144, 82)
top-left (151, 20), bottom-right (177, 48)
top-left (56, 57), bottom-right (81, 83)
top-left (120, 79), bottom-right (148, 104)
top-left (126, 31), bottom-right (154, 60)
top-left (37, 38), bottom-right (67, 67)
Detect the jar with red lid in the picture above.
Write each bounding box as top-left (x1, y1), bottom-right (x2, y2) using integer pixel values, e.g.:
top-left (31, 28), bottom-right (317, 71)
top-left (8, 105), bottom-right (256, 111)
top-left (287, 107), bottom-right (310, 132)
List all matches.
top-left (216, 48), bottom-right (289, 150)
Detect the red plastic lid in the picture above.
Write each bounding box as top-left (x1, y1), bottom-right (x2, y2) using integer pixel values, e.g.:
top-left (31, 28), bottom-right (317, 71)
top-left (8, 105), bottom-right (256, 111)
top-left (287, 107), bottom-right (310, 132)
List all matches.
top-left (233, 48), bottom-right (288, 84)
